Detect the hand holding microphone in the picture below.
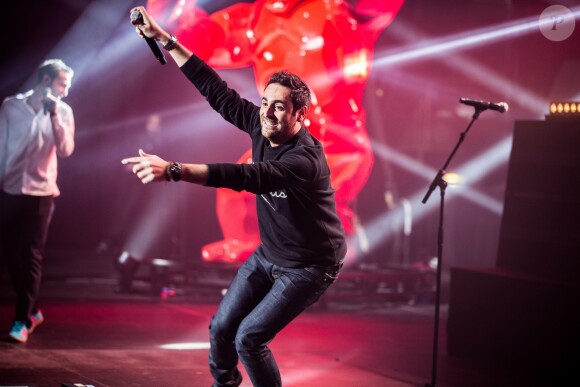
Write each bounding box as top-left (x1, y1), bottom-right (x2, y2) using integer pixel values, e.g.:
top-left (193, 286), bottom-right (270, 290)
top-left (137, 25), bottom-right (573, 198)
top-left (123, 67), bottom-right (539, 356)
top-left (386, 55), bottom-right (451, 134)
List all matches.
top-left (130, 8), bottom-right (166, 65)
top-left (43, 88), bottom-right (58, 117)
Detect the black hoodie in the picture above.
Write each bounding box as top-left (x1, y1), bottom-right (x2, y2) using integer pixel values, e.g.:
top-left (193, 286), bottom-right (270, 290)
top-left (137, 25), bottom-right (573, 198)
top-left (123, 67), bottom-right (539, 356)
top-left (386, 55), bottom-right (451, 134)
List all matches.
top-left (181, 55), bottom-right (346, 268)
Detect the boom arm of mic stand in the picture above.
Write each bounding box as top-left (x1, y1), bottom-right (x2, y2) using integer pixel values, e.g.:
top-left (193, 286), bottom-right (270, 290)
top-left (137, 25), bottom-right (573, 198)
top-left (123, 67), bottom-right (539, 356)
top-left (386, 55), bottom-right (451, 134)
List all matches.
top-left (422, 169), bottom-right (445, 204)
top-left (421, 108), bottom-right (481, 204)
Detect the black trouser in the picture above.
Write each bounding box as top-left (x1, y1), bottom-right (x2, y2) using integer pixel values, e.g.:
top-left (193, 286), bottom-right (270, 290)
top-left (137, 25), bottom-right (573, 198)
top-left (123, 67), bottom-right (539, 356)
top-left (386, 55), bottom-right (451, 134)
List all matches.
top-left (0, 191), bottom-right (54, 327)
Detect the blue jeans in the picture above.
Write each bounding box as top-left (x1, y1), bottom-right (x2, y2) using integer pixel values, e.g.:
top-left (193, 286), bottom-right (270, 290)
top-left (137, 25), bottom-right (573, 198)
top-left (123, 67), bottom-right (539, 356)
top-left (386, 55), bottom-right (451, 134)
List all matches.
top-left (209, 246), bottom-right (341, 387)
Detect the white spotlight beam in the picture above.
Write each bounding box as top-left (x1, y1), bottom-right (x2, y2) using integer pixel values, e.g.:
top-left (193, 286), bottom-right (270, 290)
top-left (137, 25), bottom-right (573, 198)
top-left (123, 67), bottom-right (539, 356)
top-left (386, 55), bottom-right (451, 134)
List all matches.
top-left (374, 7), bottom-right (580, 115)
top-left (28, 2), bottom-right (130, 84)
top-left (381, 22), bottom-right (549, 115)
top-left (376, 7), bottom-right (580, 67)
top-left (360, 135), bottom-right (512, 255)
top-left (372, 138), bottom-right (509, 215)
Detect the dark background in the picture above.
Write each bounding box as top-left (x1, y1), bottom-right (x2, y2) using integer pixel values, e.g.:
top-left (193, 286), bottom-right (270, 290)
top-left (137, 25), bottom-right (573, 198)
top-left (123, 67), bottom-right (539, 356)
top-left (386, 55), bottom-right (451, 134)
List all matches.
top-left (1, 0), bottom-right (578, 274)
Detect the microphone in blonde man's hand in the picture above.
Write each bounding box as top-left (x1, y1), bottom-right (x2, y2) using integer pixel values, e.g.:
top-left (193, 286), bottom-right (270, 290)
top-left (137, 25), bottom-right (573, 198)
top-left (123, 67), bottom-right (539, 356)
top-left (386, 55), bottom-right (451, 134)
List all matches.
top-left (43, 88), bottom-right (57, 116)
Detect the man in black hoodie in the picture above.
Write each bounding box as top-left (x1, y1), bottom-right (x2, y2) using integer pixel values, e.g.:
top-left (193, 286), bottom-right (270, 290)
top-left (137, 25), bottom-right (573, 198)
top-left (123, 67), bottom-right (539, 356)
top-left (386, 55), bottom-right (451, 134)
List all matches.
top-left (122, 7), bottom-right (346, 387)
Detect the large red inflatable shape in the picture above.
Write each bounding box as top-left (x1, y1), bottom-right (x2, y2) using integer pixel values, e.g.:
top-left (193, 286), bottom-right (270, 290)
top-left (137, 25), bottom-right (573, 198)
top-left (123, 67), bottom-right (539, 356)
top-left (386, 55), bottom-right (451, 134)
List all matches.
top-left (146, 0), bottom-right (405, 263)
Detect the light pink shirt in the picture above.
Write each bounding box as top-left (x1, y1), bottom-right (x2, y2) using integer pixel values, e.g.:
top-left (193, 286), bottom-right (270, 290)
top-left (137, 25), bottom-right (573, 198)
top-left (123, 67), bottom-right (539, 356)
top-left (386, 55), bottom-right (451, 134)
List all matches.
top-left (0, 90), bottom-right (75, 197)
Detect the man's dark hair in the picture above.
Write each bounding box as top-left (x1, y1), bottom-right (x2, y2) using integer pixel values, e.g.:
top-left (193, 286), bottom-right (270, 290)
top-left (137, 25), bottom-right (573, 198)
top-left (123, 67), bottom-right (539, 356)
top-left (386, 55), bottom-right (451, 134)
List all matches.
top-left (265, 70), bottom-right (311, 113)
top-left (36, 59), bottom-right (74, 84)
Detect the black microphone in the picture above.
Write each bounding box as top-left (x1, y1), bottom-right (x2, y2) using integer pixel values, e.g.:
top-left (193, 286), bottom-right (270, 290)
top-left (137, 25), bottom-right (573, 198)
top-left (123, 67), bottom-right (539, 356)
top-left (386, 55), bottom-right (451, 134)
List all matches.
top-left (460, 98), bottom-right (508, 113)
top-left (42, 88), bottom-right (58, 116)
top-left (130, 10), bottom-right (166, 65)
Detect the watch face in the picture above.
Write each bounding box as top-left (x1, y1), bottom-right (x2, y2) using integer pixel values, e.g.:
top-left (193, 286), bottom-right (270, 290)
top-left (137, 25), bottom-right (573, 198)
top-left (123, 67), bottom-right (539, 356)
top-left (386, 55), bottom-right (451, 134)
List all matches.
top-left (170, 162), bottom-right (182, 181)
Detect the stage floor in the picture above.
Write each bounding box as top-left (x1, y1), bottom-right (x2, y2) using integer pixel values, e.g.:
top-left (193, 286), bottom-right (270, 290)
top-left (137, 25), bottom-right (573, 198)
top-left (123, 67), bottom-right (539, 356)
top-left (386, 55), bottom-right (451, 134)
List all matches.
top-left (0, 257), bottom-right (538, 387)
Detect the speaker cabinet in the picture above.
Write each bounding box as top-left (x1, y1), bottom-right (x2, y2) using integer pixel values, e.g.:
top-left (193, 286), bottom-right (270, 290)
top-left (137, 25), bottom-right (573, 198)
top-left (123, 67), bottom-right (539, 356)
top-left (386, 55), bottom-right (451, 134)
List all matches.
top-left (447, 117), bottom-right (580, 381)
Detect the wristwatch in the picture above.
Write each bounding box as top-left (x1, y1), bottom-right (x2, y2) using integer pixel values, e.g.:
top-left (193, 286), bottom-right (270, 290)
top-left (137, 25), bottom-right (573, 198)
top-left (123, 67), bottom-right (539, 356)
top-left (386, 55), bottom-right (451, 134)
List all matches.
top-left (164, 35), bottom-right (178, 51)
top-left (166, 161), bottom-right (182, 181)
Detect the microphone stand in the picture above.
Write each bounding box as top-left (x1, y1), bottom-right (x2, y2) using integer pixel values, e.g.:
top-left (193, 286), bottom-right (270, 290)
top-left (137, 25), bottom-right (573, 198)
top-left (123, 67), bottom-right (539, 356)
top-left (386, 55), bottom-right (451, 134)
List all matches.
top-left (421, 107), bottom-right (483, 387)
